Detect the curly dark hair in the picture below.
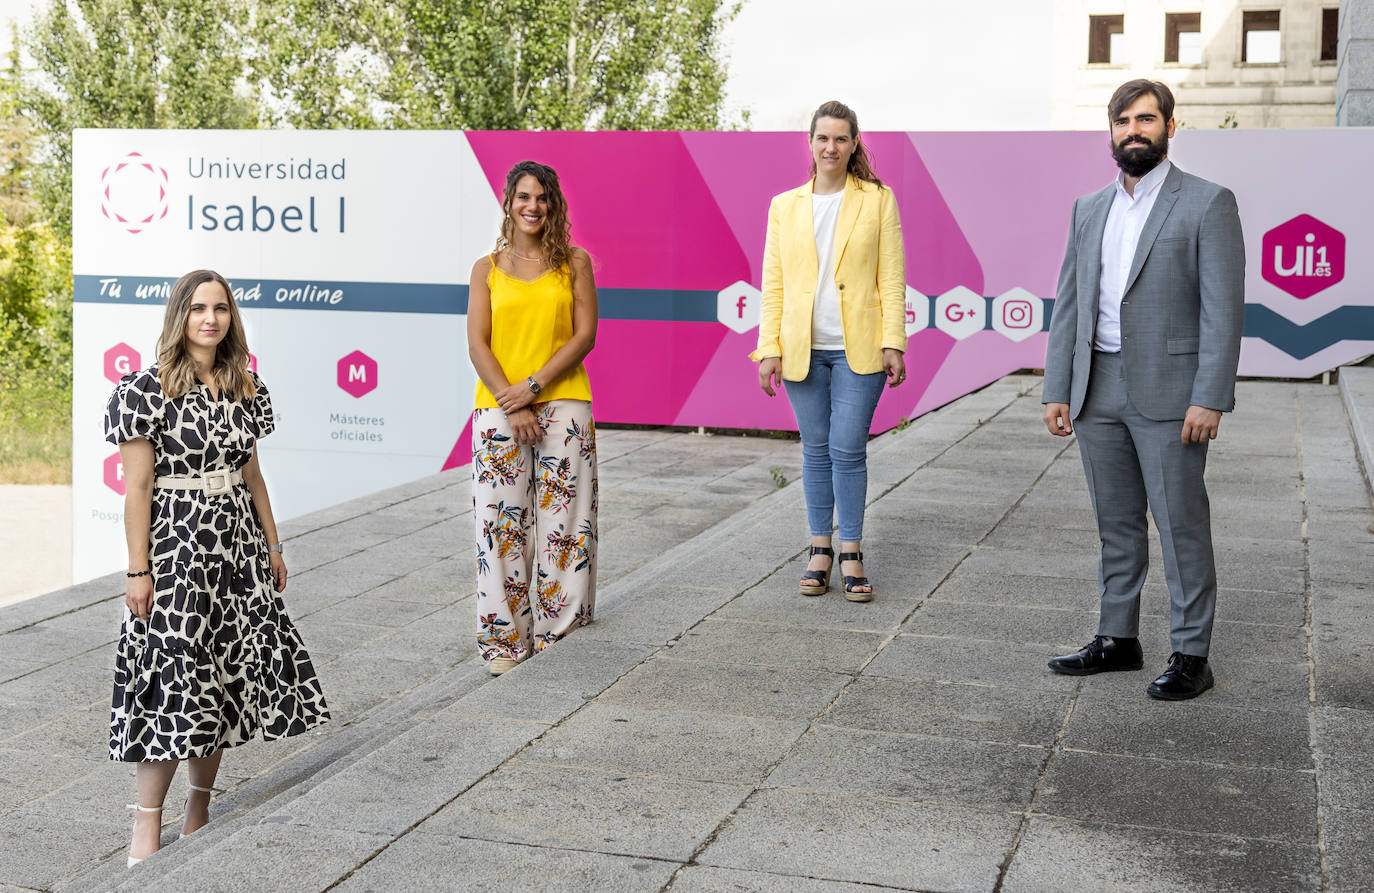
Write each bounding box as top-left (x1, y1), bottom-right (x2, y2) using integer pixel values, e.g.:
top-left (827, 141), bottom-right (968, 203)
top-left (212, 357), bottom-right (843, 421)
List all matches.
top-left (494, 160), bottom-right (573, 278)
top-left (808, 100), bottom-right (882, 187)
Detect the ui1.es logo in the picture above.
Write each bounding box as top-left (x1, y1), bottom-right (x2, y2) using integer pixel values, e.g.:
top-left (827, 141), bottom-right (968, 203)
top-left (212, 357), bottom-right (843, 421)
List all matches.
top-left (1262, 214), bottom-right (1344, 301)
top-left (100, 152), bottom-right (170, 234)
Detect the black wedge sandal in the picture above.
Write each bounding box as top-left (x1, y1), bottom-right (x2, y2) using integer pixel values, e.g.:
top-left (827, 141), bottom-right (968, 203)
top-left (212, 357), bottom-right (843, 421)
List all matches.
top-left (839, 551), bottom-right (873, 602)
top-left (799, 545), bottom-right (834, 596)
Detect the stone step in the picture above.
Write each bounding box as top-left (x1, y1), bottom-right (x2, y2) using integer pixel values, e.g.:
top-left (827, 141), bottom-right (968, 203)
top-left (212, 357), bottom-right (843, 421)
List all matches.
top-left (1, 426), bottom-right (805, 891)
top-left (55, 376), bottom-right (1040, 892)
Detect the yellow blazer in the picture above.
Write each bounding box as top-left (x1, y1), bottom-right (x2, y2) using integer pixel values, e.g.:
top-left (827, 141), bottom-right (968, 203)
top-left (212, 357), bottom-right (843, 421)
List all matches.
top-left (750, 174), bottom-right (907, 381)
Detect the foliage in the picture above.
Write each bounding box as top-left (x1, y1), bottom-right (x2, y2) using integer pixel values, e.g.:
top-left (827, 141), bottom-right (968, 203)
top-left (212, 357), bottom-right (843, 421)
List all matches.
top-left (1, 39), bottom-right (38, 224)
top-left (2, 33), bottom-right (72, 483)
top-left (0, 219), bottom-right (73, 484)
top-left (768, 466), bottom-right (788, 488)
top-left (20, 0), bottom-right (742, 225)
top-left (248, 0), bottom-right (385, 129)
top-left (251, 0), bottom-right (742, 131)
top-left (23, 0), bottom-right (261, 237)
top-left (5, 0), bottom-right (741, 482)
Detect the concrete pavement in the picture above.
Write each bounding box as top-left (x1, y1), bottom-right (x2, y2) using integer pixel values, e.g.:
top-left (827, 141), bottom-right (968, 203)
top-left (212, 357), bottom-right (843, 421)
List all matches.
top-left (0, 485), bottom-right (72, 608)
top-left (2, 374), bottom-right (1372, 892)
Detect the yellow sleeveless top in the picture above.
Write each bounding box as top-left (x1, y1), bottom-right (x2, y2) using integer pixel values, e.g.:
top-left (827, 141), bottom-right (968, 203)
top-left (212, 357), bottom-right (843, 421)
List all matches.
top-left (473, 259), bottom-right (593, 409)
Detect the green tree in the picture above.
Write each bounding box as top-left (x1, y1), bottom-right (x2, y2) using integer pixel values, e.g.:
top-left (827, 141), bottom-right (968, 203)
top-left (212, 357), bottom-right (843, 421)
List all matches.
top-left (1, 35), bottom-right (72, 482)
top-left (249, 0), bottom-right (384, 129)
top-left (252, 0), bottom-right (742, 130)
top-left (7, 0), bottom-right (741, 482)
top-left (1, 29), bottom-right (67, 371)
top-left (24, 0), bottom-right (261, 235)
top-left (1, 36), bottom-right (38, 224)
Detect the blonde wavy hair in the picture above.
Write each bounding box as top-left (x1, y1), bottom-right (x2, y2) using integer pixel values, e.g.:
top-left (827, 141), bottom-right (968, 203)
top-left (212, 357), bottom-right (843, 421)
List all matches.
top-left (494, 160), bottom-right (573, 281)
top-left (156, 270), bottom-right (256, 402)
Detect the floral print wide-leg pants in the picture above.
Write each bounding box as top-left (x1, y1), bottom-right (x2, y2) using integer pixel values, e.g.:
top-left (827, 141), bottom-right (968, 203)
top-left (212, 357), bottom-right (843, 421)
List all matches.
top-left (473, 399), bottom-right (597, 661)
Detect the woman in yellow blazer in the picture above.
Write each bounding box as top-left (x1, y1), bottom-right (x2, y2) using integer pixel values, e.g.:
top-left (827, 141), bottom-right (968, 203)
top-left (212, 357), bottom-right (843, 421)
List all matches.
top-left (751, 100), bottom-right (907, 602)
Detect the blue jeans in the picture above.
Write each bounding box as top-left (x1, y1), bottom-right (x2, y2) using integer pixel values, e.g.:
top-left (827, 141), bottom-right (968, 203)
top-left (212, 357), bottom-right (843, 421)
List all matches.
top-left (784, 350), bottom-right (885, 542)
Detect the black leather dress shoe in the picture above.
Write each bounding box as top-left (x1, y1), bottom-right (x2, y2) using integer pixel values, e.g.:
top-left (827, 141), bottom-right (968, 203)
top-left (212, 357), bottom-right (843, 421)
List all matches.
top-left (1048, 635), bottom-right (1144, 675)
top-left (1146, 652), bottom-right (1214, 700)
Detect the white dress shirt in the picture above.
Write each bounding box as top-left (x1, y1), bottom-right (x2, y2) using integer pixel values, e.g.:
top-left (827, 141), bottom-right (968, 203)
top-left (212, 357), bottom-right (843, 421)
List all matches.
top-left (811, 190), bottom-right (845, 349)
top-left (1095, 160), bottom-right (1172, 352)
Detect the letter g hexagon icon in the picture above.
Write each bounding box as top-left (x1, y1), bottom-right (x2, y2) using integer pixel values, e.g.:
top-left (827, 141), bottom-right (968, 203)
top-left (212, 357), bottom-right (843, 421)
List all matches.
top-left (337, 350), bottom-right (378, 398)
top-left (104, 343), bottom-right (141, 384)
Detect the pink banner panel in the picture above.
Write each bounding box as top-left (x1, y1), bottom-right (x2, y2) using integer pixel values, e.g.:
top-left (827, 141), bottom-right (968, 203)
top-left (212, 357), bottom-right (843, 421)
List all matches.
top-left (460, 128), bottom-right (1374, 441)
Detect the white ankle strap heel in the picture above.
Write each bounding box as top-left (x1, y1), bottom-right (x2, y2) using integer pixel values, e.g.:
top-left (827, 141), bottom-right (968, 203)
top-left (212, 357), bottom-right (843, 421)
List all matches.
top-left (126, 804), bottom-right (163, 868)
top-left (180, 784), bottom-right (216, 840)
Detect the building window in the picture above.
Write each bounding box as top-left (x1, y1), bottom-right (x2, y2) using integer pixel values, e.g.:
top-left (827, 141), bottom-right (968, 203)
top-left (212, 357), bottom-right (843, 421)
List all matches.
top-left (1089, 14), bottom-right (1125, 64)
top-left (1242, 10), bottom-right (1281, 63)
top-left (1321, 8), bottom-right (1339, 61)
top-left (1165, 12), bottom-right (1203, 64)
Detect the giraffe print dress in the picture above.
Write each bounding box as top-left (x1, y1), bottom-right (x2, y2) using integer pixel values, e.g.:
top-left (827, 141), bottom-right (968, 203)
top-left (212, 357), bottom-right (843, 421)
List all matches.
top-left (104, 366), bottom-right (329, 762)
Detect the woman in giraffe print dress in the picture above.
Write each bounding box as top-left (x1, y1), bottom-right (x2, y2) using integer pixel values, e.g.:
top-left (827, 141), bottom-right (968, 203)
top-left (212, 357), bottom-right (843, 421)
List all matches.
top-left (105, 269), bottom-right (328, 867)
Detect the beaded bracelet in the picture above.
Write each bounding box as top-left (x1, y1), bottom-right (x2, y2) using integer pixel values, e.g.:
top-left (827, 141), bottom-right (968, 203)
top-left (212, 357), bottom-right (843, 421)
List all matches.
top-left (126, 570), bottom-right (151, 578)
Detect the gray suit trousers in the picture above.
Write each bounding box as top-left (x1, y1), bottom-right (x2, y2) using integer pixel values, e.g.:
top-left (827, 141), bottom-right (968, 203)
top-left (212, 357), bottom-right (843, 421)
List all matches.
top-left (1075, 352), bottom-right (1217, 656)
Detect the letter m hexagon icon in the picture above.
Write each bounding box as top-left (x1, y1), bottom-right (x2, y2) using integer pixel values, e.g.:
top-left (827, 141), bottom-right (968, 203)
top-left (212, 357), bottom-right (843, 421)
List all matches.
top-left (338, 350), bottom-right (378, 398)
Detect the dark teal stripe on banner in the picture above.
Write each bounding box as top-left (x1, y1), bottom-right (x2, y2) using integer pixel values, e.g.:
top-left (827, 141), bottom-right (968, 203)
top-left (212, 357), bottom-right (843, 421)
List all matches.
top-left (1242, 304), bottom-right (1374, 359)
top-left (73, 275), bottom-right (723, 321)
top-left (84, 278), bottom-right (1372, 356)
top-left (75, 275), bottom-right (462, 314)
top-left (596, 288), bottom-right (717, 322)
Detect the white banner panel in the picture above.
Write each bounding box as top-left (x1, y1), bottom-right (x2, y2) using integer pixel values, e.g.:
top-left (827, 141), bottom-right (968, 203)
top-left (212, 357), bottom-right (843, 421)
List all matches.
top-left (72, 130), bottom-right (498, 582)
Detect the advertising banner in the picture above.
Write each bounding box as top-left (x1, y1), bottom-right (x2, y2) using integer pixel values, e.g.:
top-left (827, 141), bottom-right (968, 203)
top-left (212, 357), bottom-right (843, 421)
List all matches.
top-left (72, 127), bottom-right (1374, 582)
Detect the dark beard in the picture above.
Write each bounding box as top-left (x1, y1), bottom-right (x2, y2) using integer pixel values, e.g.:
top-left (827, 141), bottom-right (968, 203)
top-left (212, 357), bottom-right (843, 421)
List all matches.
top-left (1111, 134), bottom-right (1168, 178)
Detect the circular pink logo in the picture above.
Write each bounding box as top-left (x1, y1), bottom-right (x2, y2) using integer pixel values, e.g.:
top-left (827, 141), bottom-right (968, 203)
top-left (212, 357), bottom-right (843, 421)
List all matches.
top-left (100, 152), bottom-right (170, 234)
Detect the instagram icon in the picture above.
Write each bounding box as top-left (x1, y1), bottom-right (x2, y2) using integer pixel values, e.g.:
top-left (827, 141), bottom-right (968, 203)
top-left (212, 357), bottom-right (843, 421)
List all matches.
top-left (1002, 300), bottom-right (1033, 329)
top-left (992, 289), bottom-right (1043, 342)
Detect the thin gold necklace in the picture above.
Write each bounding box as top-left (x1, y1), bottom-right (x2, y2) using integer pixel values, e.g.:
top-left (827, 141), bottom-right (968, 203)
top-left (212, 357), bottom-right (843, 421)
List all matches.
top-left (511, 248), bottom-right (545, 264)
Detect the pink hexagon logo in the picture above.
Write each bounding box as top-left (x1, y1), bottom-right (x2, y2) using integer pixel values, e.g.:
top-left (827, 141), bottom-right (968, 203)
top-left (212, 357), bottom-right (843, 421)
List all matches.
top-left (1262, 214), bottom-right (1345, 300)
top-left (104, 343), bottom-right (141, 383)
top-left (104, 452), bottom-right (126, 495)
top-left (99, 152), bottom-right (170, 234)
top-left (337, 350), bottom-right (377, 398)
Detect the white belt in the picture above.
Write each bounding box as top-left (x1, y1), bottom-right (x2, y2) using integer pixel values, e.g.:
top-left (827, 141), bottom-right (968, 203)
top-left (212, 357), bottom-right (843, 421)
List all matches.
top-left (154, 469), bottom-right (244, 496)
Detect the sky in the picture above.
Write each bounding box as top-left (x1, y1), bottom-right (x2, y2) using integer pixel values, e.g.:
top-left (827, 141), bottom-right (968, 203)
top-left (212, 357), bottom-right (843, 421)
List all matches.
top-left (0, 0), bottom-right (34, 57)
top-left (1, 0), bottom-right (1060, 131)
top-left (718, 0), bottom-right (1057, 131)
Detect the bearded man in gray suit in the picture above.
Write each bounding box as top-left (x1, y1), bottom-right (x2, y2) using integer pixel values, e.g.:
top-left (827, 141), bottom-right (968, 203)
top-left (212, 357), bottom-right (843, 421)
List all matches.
top-left (1041, 79), bottom-right (1245, 700)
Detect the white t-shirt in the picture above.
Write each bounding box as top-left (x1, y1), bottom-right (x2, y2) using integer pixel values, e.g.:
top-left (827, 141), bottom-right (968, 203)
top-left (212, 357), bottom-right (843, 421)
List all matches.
top-left (811, 191), bottom-right (845, 349)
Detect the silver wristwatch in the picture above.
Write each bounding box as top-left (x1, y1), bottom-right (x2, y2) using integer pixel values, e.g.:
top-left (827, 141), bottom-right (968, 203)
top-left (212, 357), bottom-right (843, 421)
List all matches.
top-left (267, 543), bottom-right (284, 554)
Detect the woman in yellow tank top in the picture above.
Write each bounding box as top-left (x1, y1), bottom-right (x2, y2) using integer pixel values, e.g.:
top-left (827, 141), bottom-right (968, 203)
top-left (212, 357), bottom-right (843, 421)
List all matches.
top-left (468, 160), bottom-right (598, 676)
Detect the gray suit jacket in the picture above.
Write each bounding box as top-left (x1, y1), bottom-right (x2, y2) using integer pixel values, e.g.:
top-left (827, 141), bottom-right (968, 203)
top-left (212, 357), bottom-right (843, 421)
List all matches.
top-left (1042, 164), bottom-right (1246, 421)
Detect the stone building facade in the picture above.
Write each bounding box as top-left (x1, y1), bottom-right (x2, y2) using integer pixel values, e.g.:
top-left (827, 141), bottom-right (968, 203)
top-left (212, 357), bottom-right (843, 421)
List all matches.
top-left (1051, 0), bottom-right (1342, 128)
